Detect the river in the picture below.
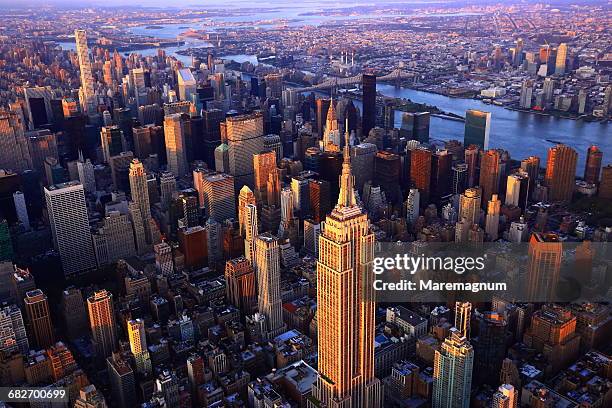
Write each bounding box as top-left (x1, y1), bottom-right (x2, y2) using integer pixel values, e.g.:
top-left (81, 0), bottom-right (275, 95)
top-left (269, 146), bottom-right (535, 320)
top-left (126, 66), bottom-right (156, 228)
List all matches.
top-left (56, 19), bottom-right (610, 171)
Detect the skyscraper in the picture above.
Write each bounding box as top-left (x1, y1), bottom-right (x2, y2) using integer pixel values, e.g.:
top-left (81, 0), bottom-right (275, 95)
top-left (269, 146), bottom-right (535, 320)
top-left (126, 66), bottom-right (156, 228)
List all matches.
top-left (254, 233), bottom-right (286, 339)
top-left (87, 289), bottom-right (117, 358)
top-left (521, 156), bottom-right (540, 196)
top-left (505, 171), bottom-right (530, 211)
top-left (545, 144), bottom-right (577, 202)
top-left (164, 114), bottom-right (188, 177)
top-left (244, 203), bottom-right (259, 264)
top-left (362, 74), bottom-right (377, 137)
top-left (479, 149), bottom-right (501, 205)
top-left (253, 150), bottom-right (277, 204)
top-left (464, 109), bottom-right (491, 150)
top-left (410, 147), bottom-right (432, 204)
top-left (464, 145), bottom-right (480, 188)
top-left (555, 43), bottom-right (568, 75)
top-left (224, 257), bottom-right (256, 317)
top-left (226, 112), bottom-right (264, 188)
top-left (454, 301), bottom-right (472, 340)
top-left (0, 110), bottom-right (32, 173)
top-left (129, 159), bottom-right (152, 243)
top-left (100, 125), bottom-right (125, 164)
top-left (451, 163), bottom-right (468, 194)
top-left (0, 303), bottom-right (29, 354)
top-left (584, 145), bottom-right (602, 184)
top-left (107, 353), bottom-right (136, 408)
top-left (432, 328), bottom-right (474, 408)
top-left (202, 173), bottom-right (236, 223)
top-left (127, 319), bottom-right (152, 376)
top-left (238, 185), bottom-right (257, 236)
top-left (400, 112), bottom-right (430, 143)
top-left (45, 181), bottom-right (96, 277)
top-left (485, 194), bottom-right (501, 241)
top-left (526, 232), bottom-right (562, 302)
top-left (24, 289), bottom-right (54, 349)
top-left (74, 30), bottom-right (96, 115)
top-left (459, 187), bottom-right (481, 227)
top-left (310, 129), bottom-right (381, 408)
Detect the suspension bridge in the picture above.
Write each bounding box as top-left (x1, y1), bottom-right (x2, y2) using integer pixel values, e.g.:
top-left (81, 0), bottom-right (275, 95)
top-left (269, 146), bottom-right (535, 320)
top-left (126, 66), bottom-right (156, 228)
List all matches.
top-left (293, 68), bottom-right (417, 93)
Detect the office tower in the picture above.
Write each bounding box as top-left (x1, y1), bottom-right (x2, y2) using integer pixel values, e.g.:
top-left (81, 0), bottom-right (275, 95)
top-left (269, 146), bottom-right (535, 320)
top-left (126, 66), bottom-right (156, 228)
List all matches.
top-left (485, 194), bottom-right (501, 240)
top-left (13, 191), bottom-right (29, 230)
top-left (457, 219), bottom-right (469, 245)
top-left (45, 181), bottom-right (96, 276)
top-left (243, 203), bottom-right (259, 265)
top-left (410, 147), bottom-right (432, 204)
top-left (309, 179), bottom-right (331, 224)
top-left (400, 112), bottom-right (430, 143)
top-left (178, 226), bottom-right (207, 269)
top-left (542, 78), bottom-right (555, 107)
top-left (322, 100), bottom-right (340, 151)
top-left (177, 68), bottom-right (197, 101)
top-left (555, 43), bottom-right (568, 75)
top-left (362, 74), bottom-right (377, 137)
top-left (521, 156), bottom-right (540, 193)
top-left (290, 176), bottom-right (309, 214)
top-left (74, 30), bottom-right (96, 115)
top-left (253, 150), bottom-right (277, 204)
top-left (454, 301), bottom-right (472, 340)
top-left (77, 156), bottom-right (96, 194)
top-left (307, 98), bottom-right (325, 135)
top-left (405, 188), bottom-right (420, 224)
top-left (0, 303), bottom-right (29, 354)
top-left (520, 80), bottom-right (534, 109)
top-left (27, 129), bottom-right (58, 180)
top-left (107, 353), bottom-right (136, 408)
top-left (23, 86), bottom-right (53, 129)
top-left (479, 149), bottom-right (501, 205)
top-left (193, 167), bottom-right (209, 209)
top-left (109, 151), bottom-right (133, 192)
top-left (431, 149), bottom-right (452, 200)
top-left (225, 257), bottom-right (256, 316)
top-left (505, 171), bottom-right (529, 211)
top-left (130, 67), bottom-right (148, 107)
top-left (464, 110), bottom-right (491, 150)
top-left (202, 173), bottom-right (236, 222)
top-left (459, 188), bottom-right (481, 227)
top-left (492, 384), bottom-right (517, 408)
top-left (0, 111), bottom-right (32, 173)
top-left (599, 165), bottom-right (612, 200)
top-left (164, 114), bottom-right (188, 177)
top-left (351, 143), bottom-right (376, 192)
top-left (464, 145), bottom-right (479, 188)
top-left (254, 233), bottom-right (286, 340)
top-left (132, 126), bottom-right (152, 159)
top-left (432, 328), bottom-right (474, 408)
top-left (227, 112), bottom-right (264, 188)
top-left (159, 171), bottom-right (176, 211)
top-left (526, 232), bottom-right (562, 302)
top-left (310, 131), bottom-right (381, 408)
top-left (545, 144), bottom-right (577, 202)
top-left (100, 126), bottom-right (125, 163)
top-left (128, 159), bottom-right (152, 242)
top-left (87, 289), bottom-right (117, 358)
top-left (154, 242), bottom-right (174, 275)
top-left (128, 202), bottom-right (148, 255)
top-left (92, 211), bottom-right (137, 265)
top-left (584, 145), bottom-right (602, 184)
top-left (202, 109), bottom-right (224, 168)
top-left (473, 312), bottom-right (507, 385)
top-left (451, 163), bottom-right (467, 194)
top-left (238, 185), bottom-right (257, 236)
top-left (60, 287), bottom-right (88, 340)
top-left (127, 319), bottom-right (152, 376)
top-left (24, 289), bottom-right (54, 349)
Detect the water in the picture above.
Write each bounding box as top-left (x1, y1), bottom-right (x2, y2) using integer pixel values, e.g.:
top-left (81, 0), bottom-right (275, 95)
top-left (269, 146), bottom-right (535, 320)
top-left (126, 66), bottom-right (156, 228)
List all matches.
top-left (374, 84), bottom-right (610, 171)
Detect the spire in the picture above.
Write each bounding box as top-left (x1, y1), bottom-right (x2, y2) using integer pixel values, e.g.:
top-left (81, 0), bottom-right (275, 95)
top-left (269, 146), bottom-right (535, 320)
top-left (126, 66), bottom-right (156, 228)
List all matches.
top-left (338, 118), bottom-right (357, 208)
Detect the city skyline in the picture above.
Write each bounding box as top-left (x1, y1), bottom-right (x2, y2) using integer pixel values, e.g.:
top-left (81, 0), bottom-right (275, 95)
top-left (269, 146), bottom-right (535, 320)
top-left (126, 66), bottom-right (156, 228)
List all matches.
top-left (0, 2), bottom-right (609, 408)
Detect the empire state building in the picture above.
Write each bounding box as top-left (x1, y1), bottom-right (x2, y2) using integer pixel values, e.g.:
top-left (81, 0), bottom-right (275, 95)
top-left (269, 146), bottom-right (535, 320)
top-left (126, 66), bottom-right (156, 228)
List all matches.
top-left (309, 127), bottom-right (382, 408)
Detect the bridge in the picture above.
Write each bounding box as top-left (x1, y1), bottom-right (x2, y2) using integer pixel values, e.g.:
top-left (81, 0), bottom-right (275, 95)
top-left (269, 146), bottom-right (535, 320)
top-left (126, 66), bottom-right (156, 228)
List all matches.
top-left (293, 68), bottom-right (416, 93)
